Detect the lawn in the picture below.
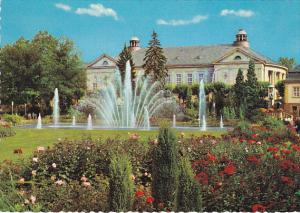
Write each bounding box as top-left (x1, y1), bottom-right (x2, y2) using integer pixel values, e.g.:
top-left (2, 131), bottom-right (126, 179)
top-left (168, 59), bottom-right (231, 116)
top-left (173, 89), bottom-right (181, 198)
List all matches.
top-left (0, 128), bottom-right (225, 162)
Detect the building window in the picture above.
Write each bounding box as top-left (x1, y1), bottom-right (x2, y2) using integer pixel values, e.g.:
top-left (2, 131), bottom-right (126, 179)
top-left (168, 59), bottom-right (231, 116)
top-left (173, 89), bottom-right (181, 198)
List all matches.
top-left (293, 87), bottom-right (300, 97)
top-left (176, 74), bottom-right (182, 85)
top-left (234, 55), bottom-right (241, 60)
top-left (187, 73), bottom-right (193, 85)
top-left (103, 60), bottom-right (108, 66)
top-left (199, 73), bottom-right (204, 82)
top-left (93, 83), bottom-right (98, 91)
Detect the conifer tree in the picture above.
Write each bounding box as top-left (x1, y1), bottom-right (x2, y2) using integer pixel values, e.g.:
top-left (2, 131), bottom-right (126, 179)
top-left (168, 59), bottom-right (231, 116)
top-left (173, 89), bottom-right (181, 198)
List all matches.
top-left (234, 68), bottom-right (246, 117)
top-left (186, 86), bottom-right (193, 109)
top-left (116, 44), bottom-right (136, 86)
top-left (143, 31), bottom-right (168, 87)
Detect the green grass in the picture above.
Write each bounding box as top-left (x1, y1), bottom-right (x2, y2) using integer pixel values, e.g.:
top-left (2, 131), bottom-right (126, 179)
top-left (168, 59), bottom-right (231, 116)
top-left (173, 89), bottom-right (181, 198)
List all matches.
top-left (0, 128), bottom-right (225, 162)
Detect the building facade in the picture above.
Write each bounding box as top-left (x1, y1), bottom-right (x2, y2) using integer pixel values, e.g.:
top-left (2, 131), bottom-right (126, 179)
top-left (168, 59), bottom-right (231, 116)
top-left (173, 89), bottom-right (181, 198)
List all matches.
top-left (86, 29), bottom-right (287, 92)
top-left (284, 65), bottom-right (300, 118)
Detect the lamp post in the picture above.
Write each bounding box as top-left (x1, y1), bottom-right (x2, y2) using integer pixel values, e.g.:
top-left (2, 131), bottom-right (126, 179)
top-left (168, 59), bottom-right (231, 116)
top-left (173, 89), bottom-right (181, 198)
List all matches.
top-left (11, 101), bottom-right (14, 115)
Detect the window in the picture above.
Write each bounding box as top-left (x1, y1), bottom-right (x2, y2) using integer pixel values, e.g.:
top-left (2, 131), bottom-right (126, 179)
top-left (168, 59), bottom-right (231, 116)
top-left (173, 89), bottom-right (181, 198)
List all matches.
top-left (234, 55), bottom-right (241, 60)
top-left (187, 73), bottom-right (193, 85)
top-left (166, 75), bottom-right (171, 84)
top-left (199, 73), bottom-right (204, 82)
top-left (102, 60), bottom-right (108, 66)
top-left (176, 74), bottom-right (182, 85)
top-left (293, 87), bottom-right (300, 97)
top-left (93, 83), bottom-right (98, 91)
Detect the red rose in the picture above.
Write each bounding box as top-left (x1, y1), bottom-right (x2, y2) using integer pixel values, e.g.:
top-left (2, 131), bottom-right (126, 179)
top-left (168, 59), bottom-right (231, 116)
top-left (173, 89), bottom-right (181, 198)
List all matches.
top-left (292, 144), bottom-right (300, 151)
top-left (281, 176), bottom-right (294, 186)
top-left (281, 149), bottom-right (292, 154)
top-left (267, 147), bottom-right (279, 152)
top-left (207, 153), bottom-right (217, 162)
top-left (252, 133), bottom-right (258, 138)
top-left (195, 172), bottom-right (208, 185)
top-left (135, 190), bottom-right (144, 198)
top-left (248, 139), bottom-right (256, 144)
top-left (246, 155), bottom-right (260, 164)
top-left (224, 164), bottom-right (236, 175)
top-left (252, 203), bottom-right (266, 212)
top-left (146, 196), bottom-right (155, 204)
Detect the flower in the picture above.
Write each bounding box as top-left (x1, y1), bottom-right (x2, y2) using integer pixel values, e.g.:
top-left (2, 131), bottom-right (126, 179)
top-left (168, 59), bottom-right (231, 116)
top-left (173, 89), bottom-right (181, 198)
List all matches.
top-left (281, 176), bottom-right (294, 186)
top-left (195, 172), bottom-right (208, 185)
top-left (31, 170), bottom-right (37, 176)
top-left (207, 153), bottom-right (217, 162)
top-left (135, 190), bottom-right (144, 198)
top-left (248, 139), bottom-right (256, 144)
top-left (131, 174), bottom-right (136, 181)
top-left (37, 146), bottom-right (45, 153)
top-left (246, 155), bottom-right (260, 164)
top-left (281, 149), bottom-right (292, 154)
top-left (292, 144), bottom-right (300, 151)
top-left (19, 178), bottom-right (25, 184)
top-left (50, 175), bottom-right (56, 181)
top-left (180, 132), bottom-right (185, 137)
top-left (83, 181), bottom-right (91, 187)
top-left (256, 141), bottom-right (262, 145)
top-left (24, 199), bottom-right (30, 205)
top-left (252, 203), bottom-right (266, 212)
top-left (223, 164), bottom-right (236, 175)
top-left (32, 157), bottom-right (38, 162)
top-left (146, 196), bottom-right (155, 204)
top-left (30, 195), bottom-right (36, 204)
top-left (80, 176), bottom-right (88, 182)
top-left (55, 180), bottom-right (65, 186)
top-left (267, 147), bottom-right (279, 152)
top-left (52, 163), bottom-right (57, 168)
top-left (252, 133), bottom-right (258, 138)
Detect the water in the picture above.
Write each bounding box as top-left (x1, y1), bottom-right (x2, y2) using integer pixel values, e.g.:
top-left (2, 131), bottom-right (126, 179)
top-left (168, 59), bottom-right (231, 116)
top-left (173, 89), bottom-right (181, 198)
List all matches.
top-left (173, 114), bottom-right (176, 128)
top-left (72, 116), bottom-right (76, 126)
top-left (199, 79), bottom-right (206, 130)
top-left (88, 61), bottom-right (172, 128)
top-left (53, 88), bottom-right (59, 126)
top-left (220, 115), bottom-right (224, 128)
top-left (36, 113), bottom-right (42, 129)
top-left (87, 114), bottom-right (92, 130)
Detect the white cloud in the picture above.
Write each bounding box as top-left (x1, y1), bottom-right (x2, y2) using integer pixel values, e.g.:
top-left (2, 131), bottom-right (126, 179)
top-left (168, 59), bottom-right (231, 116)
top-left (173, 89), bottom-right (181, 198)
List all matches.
top-left (55, 3), bottom-right (71, 12)
top-left (157, 15), bottom-right (208, 26)
top-left (220, 9), bottom-right (254, 17)
top-left (75, 3), bottom-right (118, 20)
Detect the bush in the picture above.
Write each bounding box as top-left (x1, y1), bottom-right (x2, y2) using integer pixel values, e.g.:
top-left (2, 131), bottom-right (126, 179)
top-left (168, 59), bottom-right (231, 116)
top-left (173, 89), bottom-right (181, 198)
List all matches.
top-left (260, 116), bottom-right (284, 130)
top-left (2, 114), bottom-right (23, 126)
top-left (152, 125), bottom-right (179, 210)
top-left (176, 158), bottom-right (202, 211)
top-left (0, 124), bottom-right (15, 138)
top-left (108, 154), bottom-right (134, 211)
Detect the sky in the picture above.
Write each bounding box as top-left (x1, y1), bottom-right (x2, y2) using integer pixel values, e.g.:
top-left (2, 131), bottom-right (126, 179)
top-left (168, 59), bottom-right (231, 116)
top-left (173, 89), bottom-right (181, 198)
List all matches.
top-left (1, 0), bottom-right (300, 64)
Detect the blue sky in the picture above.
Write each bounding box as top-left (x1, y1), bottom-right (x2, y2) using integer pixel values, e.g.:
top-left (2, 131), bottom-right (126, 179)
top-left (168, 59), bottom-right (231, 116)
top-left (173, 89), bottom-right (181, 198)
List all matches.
top-left (2, 0), bottom-right (300, 64)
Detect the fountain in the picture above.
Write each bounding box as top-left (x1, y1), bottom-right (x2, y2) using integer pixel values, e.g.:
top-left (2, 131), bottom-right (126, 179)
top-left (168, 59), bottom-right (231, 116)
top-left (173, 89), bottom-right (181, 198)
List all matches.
top-left (173, 114), bottom-right (176, 128)
top-left (72, 116), bottom-right (76, 126)
top-left (88, 61), bottom-right (172, 129)
top-left (87, 114), bottom-right (92, 130)
top-left (36, 113), bottom-right (42, 129)
top-left (220, 115), bottom-right (224, 128)
top-left (199, 79), bottom-right (206, 130)
top-left (53, 88), bottom-right (60, 126)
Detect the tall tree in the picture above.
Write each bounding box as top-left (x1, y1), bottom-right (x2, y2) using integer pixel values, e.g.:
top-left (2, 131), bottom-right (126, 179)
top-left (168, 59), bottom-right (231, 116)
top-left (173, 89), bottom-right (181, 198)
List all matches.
top-left (244, 60), bottom-right (260, 119)
top-left (278, 57), bottom-right (296, 71)
top-left (233, 68), bottom-right (246, 117)
top-left (143, 31), bottom-right (168, 87)
top-left (116, 44), bottom-right (136, 86)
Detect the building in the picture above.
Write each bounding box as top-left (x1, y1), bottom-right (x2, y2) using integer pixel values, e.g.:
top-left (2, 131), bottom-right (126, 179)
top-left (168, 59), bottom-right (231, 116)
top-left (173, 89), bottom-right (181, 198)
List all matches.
top-left (284, 65), bottom-right (300, 118)
top-left (86, 29), bottom-right (287, 92)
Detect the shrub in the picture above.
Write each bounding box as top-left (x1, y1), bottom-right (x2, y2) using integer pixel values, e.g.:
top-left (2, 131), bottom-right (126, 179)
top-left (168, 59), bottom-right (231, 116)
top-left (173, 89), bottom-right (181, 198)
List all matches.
top-left (176, 158), bottom-right (202, 211)
top-left (260, 116), bottom-right (284, 130)
top-left (152, 125), bottom-right (179, 210)
top-left (2, 114), bottom-right (23, 126)
top-left (108, 154), bottom-right (134, 211)
top-left (0, 124), bottom-right (15, 138)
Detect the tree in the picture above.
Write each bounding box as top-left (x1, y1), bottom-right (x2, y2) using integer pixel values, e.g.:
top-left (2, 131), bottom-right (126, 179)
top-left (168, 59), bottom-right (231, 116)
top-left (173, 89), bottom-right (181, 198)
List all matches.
top-left (186, 86), bottom-right (193, 109)
top-left (116, 44), bottom-right (136, 86)
top-left (234, 68), bottom-right (246, 117)
top-left (275, 80), bottom-right (285, 98)
top-left (278, 57), bottom-right (296, 71)
top-left (244, 60), bottom-right (261, 119)
top-left (0, 31), bottom-right (86, 114)
top-left (152, 125), bottom-right (179, 209)
top-left (143, 31), bottom-right (168, 87)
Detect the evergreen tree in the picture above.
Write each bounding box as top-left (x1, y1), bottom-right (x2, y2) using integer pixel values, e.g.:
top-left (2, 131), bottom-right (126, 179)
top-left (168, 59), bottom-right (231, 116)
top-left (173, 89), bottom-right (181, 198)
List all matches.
top-left (244, 60), bottom-right (260, 119)
top-left (186, 86), bottom-right (193, 109)
top-left (234, 68), bottom-right (246, 117)
top-left (143, 31), bottom-right (168, 87)
top-left (152, 125), bottom-right (179, 210)
top-left (176, 158), bottom-right (202, 211)
top-left (116, 44), bottom-right (136, 87)
top-left (108, 154), bottom-right (134, 211)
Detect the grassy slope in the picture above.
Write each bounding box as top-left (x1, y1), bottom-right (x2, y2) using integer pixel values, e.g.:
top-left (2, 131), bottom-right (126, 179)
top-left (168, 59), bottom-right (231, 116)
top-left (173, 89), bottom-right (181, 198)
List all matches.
top-left (0, 128), bottom-right (225, 162)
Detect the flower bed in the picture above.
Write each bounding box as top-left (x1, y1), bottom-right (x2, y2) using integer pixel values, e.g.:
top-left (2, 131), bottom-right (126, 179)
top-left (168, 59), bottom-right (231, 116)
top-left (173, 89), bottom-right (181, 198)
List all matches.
top-left (0, 123), bottom-right (299, 211)
top-left (0, 121), bottom-right (16, 138)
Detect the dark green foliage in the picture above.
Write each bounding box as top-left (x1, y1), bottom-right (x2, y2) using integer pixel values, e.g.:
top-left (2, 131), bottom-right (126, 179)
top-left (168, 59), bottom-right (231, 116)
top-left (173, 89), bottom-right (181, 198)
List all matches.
top-left (176, 158), bottom-right (202, 211)
top-left (143, 31), bottom-right (168, 87)
top-left (152, 125), bottom-right (179, 209)
top-left (234, 68), bottom-right (246, 117)
top-left (209, 82), bottom-right (231, 117)
top-left (108, 154), bottom-right (134, 212)
top-left (275, 80), bottom-right (285, 98)
top-left (0, 31), bottom-right (86, 114)
top-left (278, 57), bottom-right (296, 71)
top-left (186, 86), bottom-right (193, 109)
top-left (0, 126), bottom-right (15, 138)
top-left (116, 44), bottom-right (136, 87)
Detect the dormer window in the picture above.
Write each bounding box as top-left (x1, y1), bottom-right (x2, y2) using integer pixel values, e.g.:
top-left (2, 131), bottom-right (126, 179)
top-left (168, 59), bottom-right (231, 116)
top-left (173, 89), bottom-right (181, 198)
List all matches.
top-left (234, 55), bottom-right (242, 60)
top-left (103, 60), bottom-right (108, 66)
